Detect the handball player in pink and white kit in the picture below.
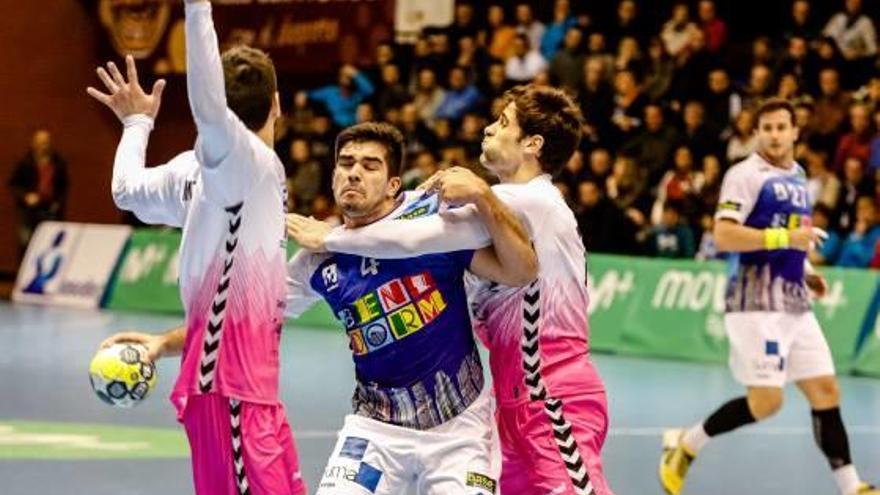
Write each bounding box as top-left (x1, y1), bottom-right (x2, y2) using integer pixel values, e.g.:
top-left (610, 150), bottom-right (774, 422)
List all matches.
top-left (289, 85), bottom-right (614, 495)
top-left (90, 1), bottom-right (304, 494)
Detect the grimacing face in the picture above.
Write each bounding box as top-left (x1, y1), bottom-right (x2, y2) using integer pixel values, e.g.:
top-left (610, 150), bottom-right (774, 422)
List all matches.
top-left (755, 109), bottom-right (799, 164)
top-left (481, 102), bottom-right (540, 177)
top-left (332, 141), bottom-right (400, 219)
top-left (99, 0), bottom-right (171, 59)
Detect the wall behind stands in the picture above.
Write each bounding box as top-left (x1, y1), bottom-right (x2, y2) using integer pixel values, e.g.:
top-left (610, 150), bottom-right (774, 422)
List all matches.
top-left (0, 0), bottom-right (195, 275)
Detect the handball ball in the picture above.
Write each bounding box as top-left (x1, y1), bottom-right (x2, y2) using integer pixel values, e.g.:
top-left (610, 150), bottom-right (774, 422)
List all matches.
top-left (89, 343), bottom-right (157, 408)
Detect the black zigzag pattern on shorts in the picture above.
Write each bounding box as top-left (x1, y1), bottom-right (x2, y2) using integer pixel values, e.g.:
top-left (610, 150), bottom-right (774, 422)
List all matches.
top-left (230, 399), bottom-right (251, 495)
top-left (198, 202), bottom-right (243, 393)
top-left (520, 282), bottom-right (595, 495)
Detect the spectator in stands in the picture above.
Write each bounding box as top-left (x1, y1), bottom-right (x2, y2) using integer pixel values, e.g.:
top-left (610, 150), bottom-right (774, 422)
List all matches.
top-left (427, 30), bottom-right (454, 80)
top-left (410, 35), bottom-right (433, 74)
top-left (643, 201), bottom-right (696, 258)
top-left (823, 0), bottom-right (878, 88)
top-left (697, 0), bottom-right (727, 54)
top-left (576, 179), bottom-right (640, 255)
top-left (726, 109), bottom-right (758, 164)
top-left (614, 37), bottom-right (643, 73)
top-left (485, 4), bottom-right (518, 61)
top-left (748, 37), bottom-right (778, 78)
top-left (402, 150), bottom-right (439, 190)
top-left (680, 100), bottom-right (720, 161)
top-left (549, 26), bottom-right (585, 93)
top-left (661, 2), bottom-right (701, 59)
top-left (307, 113), bottom-right (335, 185)
top-left (412, 68), bottom-right (445, 127)
top-left (809, 203), bottom-right (843, 266)
top-left (505, 34), bottom-right (548, 83)
top-left (445, 2), bottom-right (479, 45)
top-left (580, 57), bottom-right (615, 145)
top-left (643, 37), bottom-right (675, 101)
top-left (704, 68), bottom-right (742, 138)
top-left (836, 196), bottom-right (880, 267)
top-left (399, 103), bottom-right (438, 156)
top-left (696, 154), bottom-right (723, 216)
top-left (837, 157), bottom-right (874, 231)
top-left (586, 31), bottom-right (615, 77)
top-left (481, 62), bottom-right (510, 103)
top-left (609, 0), bottom-right (646, 47)
top-left (805, 148), bottom-right (842, 210)
top-left (515, 3), bottom-right (545, 51)
top-left (784, 0), bottom-right (820, 41)
top-left (610, 68), bottom-right (648, 147)
top-left (795, 100), bottom-right (818, 145)
top-left (301, 64), bottom-right (374, 128)
top-left (540, 0), bottom-right (577, 60)
top-left (813, 67), bottom-right (851, 153)
top-left (834, 103), bottom-right (874, 171)
top-left (287, 91), bottom-right (316, 136)
top-left (455, 35), bottom-right (490, 82)
top-left (355, 102), bottom-right (375, 124)
top-left (586, 148), bottom-right (614, 183)
top-left (8, 129), bottom-right (69, 259)
top-left (775, 36), bottom-right (813, 90)
top-left (670, 30), bottom-right (713, 103)
top-left (777, 73), bottom-right (806, 103)
top-left (651, 145), bottom-right (701, 225)
top-left (457, 113), bottom-right (485, 161)
top-left (622, 103), bottom-right (679, 186)
top-left (374, 63), bottom-right (409, 117)
top-left (558, 150), bottom-right (588, 193)
top-left (287, 137), bottom-right (323, 215)
top-left (435, 66), bottom-right (482, 122)
top-left (742, 64), bottom-right (774, 110)
top-left (607, 153), bottom-right (648, 213)
top-left (869, 105), bottom-right (880, 171)
top-left (365, 42), bottom-right (396, 89)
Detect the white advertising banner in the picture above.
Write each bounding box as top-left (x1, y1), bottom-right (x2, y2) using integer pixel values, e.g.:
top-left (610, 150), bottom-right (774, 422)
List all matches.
top-left (13, 222), bottom-right (132, 309)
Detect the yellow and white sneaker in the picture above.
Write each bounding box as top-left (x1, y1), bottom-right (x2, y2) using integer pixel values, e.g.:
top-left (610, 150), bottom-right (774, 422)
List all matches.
top-left (856, 483), bottom-right (880, 494)
top-left (659, 429), bottom-right (696, 495)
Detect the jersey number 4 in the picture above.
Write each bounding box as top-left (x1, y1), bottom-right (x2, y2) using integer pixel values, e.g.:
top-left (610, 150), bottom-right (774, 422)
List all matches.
top-left (360, 258), bottom-right (380, 276)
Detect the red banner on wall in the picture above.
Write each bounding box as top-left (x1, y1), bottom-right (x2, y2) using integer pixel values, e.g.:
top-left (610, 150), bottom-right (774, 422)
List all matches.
top-left (88, 0), bottom-right (394, 75)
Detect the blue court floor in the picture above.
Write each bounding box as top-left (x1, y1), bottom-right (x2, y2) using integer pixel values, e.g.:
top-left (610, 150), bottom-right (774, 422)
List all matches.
top-left (1, 301), bottom-right (878, 494)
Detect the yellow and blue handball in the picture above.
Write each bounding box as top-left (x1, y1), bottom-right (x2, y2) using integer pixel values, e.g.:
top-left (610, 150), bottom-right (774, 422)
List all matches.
top-left (89, 343), bottom-right (157, 408)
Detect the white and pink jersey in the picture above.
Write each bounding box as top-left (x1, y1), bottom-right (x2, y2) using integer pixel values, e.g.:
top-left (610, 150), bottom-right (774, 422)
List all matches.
top-left (111, 2), bottom-right (288, 419)
top-left (324, 175), bottom-right (606, 406)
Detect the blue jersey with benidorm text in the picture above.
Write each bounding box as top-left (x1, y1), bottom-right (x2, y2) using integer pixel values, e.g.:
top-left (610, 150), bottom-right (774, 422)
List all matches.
top-left (715, 153), bottom-right (812, 313)
top-left (308, 193), bottom-right (483, 430)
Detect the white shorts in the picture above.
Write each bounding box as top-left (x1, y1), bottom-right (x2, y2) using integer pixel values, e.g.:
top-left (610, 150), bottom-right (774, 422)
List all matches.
top-left (316, 387), bottom-right (499, 495)
top-left (725, 311), bottom-right (835, 388)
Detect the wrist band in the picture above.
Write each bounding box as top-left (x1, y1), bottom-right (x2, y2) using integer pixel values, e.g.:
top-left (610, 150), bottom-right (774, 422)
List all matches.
top-left (764, 228), bottom-right (790, 250)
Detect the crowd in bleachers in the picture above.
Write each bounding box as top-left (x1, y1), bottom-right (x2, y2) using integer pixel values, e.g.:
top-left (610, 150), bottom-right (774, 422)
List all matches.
top-left (273, 0), bottom-right (880, 268)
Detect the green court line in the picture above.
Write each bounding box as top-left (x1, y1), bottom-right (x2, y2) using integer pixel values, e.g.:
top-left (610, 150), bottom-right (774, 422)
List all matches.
top-left (0, 420), bottom-right (189, 460)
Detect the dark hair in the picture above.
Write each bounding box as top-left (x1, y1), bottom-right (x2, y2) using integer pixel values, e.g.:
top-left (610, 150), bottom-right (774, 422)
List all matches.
top-left (755, 97), bottom-right (796, 126)
top-left (503, 85), bottom-right (584, 176)
top-left (812, 202), bottom-right (832, 218)
top-left (335, 122), bottom-right (406, 177)
top-left (222, 46), bottom-right (277, 131)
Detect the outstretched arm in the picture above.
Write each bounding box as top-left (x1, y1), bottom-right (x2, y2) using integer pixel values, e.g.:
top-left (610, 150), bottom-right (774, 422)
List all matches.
top-left (184, 0), bottom-right (236, 167)
top-left (87, 56), bottom-right (187, 226)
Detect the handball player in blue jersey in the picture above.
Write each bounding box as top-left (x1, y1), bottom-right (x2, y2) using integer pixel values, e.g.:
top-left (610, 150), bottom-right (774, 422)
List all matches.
top-left (284, 122), bottom-right (537, 495)
top-left (659, 98), bottom-right (878, 495)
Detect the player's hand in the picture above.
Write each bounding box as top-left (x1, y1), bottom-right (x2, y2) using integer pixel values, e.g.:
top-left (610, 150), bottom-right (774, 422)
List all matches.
top-left (430, 167), bottom-right (491, 206)
top-left (806, 273), bottom-right (828, 299)
top-left (99, 331), bottom-right (164, 362)
top-left (287, 214), bottom-right (332, 252)
top-left (789, 226), bottom-right (818, 251)
top-left (87, 55), bottom-right (166, 122)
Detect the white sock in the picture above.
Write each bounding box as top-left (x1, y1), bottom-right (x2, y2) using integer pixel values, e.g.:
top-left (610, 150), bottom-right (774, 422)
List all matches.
top-left (833, 464), bottom-right (860, 495)
top-left (681, 423), bottom-right (710, 455)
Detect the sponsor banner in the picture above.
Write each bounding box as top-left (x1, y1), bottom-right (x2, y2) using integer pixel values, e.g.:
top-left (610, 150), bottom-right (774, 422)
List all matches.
top-left (13, 222), bottom-right (131, 309)
top-left (88, 0), bottom-right (394, 76)
top-left (587, 255), bottom-right (877, 371)
top-left (105, 228), bottom-right (339, 329)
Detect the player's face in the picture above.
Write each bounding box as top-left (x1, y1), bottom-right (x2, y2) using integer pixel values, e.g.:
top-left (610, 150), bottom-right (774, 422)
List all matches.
top-left (755, 109), bottom-right (798, 164)
top-left (480, 102), bottom-right (528, 176)
top-left (333, 141), bottom-right (400, 219)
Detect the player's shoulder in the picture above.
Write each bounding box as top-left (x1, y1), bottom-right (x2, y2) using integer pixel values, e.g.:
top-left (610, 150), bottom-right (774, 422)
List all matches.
top-left (724, 154), bottom-right (774, 184)
top-left (492, 175), bottom-right (561, 212)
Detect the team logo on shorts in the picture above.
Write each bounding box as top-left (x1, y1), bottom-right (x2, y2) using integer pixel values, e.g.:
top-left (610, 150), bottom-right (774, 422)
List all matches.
top-left (466, 472), bottom-right (497, 494)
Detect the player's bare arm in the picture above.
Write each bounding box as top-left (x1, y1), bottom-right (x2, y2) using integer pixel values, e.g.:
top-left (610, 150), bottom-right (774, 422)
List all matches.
top-left (99, 325), bottom-right (185, 362)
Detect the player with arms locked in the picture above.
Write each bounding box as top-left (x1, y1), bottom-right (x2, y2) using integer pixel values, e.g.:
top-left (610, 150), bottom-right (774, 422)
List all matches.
top-left (92, 1), bottom-right (304, 493)
top-left (289, 85), bottom-right (614, 495)
top-left (658, 98), bottom-right (878, 495)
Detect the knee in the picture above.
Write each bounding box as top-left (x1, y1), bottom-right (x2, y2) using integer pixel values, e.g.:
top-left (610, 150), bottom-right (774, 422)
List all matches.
top-left (805, 377), bottom-right (841, 408)
top-left (747, 388), bottom-right (784, 420)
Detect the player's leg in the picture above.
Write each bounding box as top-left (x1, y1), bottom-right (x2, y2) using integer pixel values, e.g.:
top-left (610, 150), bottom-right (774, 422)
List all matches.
top-left (498, 393), bottom-right (611, 495)
top-left (314, 415), bottom-right (414, 495)
top-left (238, 400), bottom-right (307, 495)
top-left (660, 312), bottom-right (788, 495)
top-left (789, 312), bottom-right (879, 495)
top-left (415, 388), bottom-right (499, 495)
top-left (181, 394), bottom-right (247, 495)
